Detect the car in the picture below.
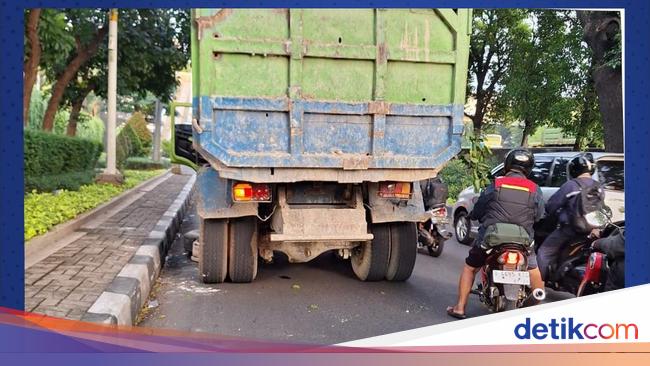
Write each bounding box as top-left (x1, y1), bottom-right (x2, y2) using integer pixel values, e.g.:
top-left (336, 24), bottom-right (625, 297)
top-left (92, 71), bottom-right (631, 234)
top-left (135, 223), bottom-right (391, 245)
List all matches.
top-left (451, 152), bottom-right (624, 245)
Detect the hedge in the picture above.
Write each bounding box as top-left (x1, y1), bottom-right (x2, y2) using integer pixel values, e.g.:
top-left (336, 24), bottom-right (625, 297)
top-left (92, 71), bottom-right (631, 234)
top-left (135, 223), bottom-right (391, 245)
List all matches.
top-left (24, 130), bottom-right (102, 192)
top-left (25, 170), bottom-right (165, 241)
top-left (124, 156), bottom-right (171, 170)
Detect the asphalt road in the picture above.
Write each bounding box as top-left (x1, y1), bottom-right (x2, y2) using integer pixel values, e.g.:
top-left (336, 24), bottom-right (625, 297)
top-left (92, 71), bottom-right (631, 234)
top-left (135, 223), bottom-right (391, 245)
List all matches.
top-left (139, 202), bottom-right (572, 344)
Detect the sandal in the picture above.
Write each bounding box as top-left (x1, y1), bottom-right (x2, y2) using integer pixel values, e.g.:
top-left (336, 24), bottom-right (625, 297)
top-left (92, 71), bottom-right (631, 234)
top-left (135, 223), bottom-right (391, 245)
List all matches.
top-left (446, 306), bottom-right (467, 320)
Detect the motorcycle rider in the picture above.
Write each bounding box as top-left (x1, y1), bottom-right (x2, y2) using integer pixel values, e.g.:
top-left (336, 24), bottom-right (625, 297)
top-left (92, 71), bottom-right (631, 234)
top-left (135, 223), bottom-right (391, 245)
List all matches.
top-left (447, 148), bottom-right (545, 319)
top-left (538, 153), bottom-right (602, 280)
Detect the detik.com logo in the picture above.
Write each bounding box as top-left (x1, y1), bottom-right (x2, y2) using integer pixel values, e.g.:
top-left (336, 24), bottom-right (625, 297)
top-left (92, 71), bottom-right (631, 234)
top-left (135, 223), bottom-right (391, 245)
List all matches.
top-left (514, 317), bottom-right (638, 340)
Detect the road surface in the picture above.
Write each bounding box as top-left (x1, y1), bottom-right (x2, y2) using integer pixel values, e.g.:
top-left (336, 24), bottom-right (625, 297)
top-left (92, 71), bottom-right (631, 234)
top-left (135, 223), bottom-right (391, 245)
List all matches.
top-left (139, 202), bottom-right (572, 344)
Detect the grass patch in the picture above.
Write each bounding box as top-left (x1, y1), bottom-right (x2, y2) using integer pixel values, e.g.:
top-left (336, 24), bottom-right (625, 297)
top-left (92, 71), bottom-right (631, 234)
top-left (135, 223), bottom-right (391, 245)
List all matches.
top-left (24, 169), bottom-right (165, 241)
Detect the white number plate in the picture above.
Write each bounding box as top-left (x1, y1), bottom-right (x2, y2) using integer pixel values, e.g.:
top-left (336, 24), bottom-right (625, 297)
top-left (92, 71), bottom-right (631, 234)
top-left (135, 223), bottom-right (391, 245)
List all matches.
top-left (493, 270), bottom-right (530, 285)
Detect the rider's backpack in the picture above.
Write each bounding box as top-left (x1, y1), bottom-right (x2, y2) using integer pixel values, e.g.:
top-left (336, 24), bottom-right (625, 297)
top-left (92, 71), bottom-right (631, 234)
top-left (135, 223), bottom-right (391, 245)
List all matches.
top-left (420, 177), bottom-right (449, 210)
top-left (569, 179), bottom-right (605, 233)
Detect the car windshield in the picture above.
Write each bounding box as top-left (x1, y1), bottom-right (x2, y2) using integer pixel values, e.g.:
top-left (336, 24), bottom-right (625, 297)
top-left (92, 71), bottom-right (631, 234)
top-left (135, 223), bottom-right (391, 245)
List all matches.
top-left (597, 159), bottom-right (624, 191)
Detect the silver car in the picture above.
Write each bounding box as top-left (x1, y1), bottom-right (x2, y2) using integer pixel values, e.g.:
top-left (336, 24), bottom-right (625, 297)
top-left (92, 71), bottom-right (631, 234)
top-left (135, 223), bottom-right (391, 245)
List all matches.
top-left (451, 152), bottom-right (624, 245)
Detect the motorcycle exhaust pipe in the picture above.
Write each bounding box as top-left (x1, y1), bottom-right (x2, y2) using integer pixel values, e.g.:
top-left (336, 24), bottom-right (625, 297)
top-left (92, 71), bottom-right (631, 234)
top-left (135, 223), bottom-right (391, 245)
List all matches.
top-left (532, 288), bottom-right (546, 301)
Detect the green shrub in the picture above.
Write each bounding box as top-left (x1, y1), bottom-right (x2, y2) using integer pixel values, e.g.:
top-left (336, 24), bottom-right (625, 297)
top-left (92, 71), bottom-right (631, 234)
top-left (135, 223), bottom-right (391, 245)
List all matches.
top-left (125, 156), bottom-right (171, 170)
top-left (27, 88), bottom-right (48, 130)
top-left (116, 124), bottom-right (144, 168)
top-left (126, 112), bottom-right (152, 152)
top-left (24, 130), bottom-right (102, 192)
top-left (25, 170), bottom-right (99, 192)
top-left (24, 169), bottom-right (165, 241)
top-left (76, 112), bottom-right (105, 144)
top-left (52, 109), bottom-right (71, 135)
top-left (161, 139), bottom-right (173, 158)
top-left (438, 158), bottom-right (473, 203)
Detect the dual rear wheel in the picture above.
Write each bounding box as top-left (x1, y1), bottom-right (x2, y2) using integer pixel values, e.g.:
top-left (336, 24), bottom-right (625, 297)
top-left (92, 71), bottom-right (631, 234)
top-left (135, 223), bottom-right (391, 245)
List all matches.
top-left (351, 222), bottom-right (418, 282)
top-left (199, 217), bottom-right (258, 284)
top-left (200, 218), bottom-right (417, 283)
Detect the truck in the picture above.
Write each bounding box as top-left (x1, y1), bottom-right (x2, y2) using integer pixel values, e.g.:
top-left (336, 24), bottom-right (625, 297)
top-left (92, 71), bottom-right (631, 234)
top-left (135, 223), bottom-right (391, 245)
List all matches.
top-left (172, 8), bottom-right (472, 283)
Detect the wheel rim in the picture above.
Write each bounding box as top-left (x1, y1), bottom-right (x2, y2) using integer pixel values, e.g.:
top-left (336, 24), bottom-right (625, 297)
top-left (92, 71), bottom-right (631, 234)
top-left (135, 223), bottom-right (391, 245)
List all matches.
top-left (456, 216), bottom-right (468, 240)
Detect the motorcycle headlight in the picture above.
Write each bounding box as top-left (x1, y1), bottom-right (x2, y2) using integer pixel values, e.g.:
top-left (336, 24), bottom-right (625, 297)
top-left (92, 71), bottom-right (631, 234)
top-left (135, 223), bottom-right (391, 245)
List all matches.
top-left (585, 211), bottom-right (607, 228)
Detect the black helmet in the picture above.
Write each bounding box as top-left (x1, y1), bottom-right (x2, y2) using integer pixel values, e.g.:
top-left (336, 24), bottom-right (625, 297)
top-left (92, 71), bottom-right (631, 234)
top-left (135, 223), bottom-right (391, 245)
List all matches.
top-left (568, 153), bottom-right (596, 178)
top-left (504, 148), bottom-right (535, 177)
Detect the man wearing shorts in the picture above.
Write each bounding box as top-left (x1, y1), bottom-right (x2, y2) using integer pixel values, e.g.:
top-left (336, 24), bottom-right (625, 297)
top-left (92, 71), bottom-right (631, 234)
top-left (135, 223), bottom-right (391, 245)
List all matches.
top-left (447, 148), bottom-right (545, 319)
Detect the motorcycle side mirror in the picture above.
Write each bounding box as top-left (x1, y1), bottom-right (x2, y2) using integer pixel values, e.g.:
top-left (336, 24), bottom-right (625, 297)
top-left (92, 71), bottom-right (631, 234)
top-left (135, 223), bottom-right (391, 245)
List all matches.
top-left (602, 205), bottom-right (613, 220)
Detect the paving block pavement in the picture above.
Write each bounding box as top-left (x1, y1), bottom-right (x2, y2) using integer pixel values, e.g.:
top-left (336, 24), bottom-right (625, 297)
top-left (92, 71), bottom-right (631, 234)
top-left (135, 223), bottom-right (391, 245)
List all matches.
top-left (24, 172), bottom-right (195, 321)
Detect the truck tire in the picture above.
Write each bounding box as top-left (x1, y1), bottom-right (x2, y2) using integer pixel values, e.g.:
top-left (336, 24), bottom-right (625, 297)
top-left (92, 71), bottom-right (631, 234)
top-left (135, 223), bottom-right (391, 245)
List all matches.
top-left (351, 223), bottom-right (391, 281)
top-left (228, 216), bottom-right (258, 283)
top-left (385, 222), bottom-right (417, 281)
top-left (199, 219), bottom-right (228, 283)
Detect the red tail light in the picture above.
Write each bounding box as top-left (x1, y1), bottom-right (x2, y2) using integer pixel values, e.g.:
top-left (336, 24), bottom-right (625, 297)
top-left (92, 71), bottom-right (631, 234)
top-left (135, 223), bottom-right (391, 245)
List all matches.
top-left (232, 182), bottom-right (272, 202)
top-left (432, 206), bottom-right (447, 217)
top-left (378, 182), bottom-right (412, 199)
top-left (497, 251), bottom-right (521, 265)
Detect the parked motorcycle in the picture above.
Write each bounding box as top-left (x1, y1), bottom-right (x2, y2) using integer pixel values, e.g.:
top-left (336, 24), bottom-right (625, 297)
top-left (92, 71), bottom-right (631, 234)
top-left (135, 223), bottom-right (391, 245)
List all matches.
top-left (418, 178), bottom-right (451, 257)
top-left (535, 208), bottom-right (621, 297)
top-left (417, 204), bottom-right (453, 257)
top-left (474, 223), bottom-right (545, 312)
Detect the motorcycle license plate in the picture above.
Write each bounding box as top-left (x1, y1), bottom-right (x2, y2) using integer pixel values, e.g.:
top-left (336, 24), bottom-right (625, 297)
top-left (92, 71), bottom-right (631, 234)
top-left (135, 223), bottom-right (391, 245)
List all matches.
top-left (492, 270), bottom-right (530, 285)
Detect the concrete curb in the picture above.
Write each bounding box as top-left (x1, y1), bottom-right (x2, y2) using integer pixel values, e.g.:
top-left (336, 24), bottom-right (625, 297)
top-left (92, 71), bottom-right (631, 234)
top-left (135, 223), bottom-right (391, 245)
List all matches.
top-left (25, 171), bottom-right (173, 269)
top-left (82, 174), bottom-right (196, 325)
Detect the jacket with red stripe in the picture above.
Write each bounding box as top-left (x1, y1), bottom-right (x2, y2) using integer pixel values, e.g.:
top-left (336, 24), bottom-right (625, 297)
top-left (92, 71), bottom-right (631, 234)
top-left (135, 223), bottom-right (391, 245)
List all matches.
top-left (470, 171), bottom-right (545, 241)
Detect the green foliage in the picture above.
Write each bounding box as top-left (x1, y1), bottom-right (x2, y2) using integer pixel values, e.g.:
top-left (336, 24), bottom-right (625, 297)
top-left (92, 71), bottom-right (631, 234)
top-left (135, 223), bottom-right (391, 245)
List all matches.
top-left (24, 130), bottom-right (102, 192)
top-left (495, 11), bottom-right (582, 145)
top-left (52, 109), bottom-right (71, 135)
top-left (462, 134), bottom-right (493, 192)
top-left (127, 112), bottom-right (153, 151)
top-left (24, 9), bottom-right (75, 68)
top-left (467, 9), bottom-right (530, 132)
top-left (438, 159), bottom-right (473, 203)
top-left (24, 169), bottom-right (165, 241)
top-left (27, 88), bottom-right (48, 130)
top-left (125, 157), bottom-right (171, 170)
top-left (76, 112), bottom-right (105, 144)
top-left (116, 124), bottom-right (144, 168)
top-left (161, 140), bottom-right (173, 158)
top-left (604, 28), bottom-right (622, 69)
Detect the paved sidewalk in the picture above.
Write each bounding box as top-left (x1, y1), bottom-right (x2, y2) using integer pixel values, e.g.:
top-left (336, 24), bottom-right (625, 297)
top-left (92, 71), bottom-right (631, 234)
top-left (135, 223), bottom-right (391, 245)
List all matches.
top-left (24, 173), bottom-right (193, 320)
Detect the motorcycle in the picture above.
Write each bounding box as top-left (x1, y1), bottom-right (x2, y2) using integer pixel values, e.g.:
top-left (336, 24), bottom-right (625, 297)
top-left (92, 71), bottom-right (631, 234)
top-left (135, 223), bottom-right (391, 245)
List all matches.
top-left (474, 223), bottom-right (546, 312)
top-left (417, 204), bottom-right (453, 257)
top-left (535, 208), bottom-right (621, 297)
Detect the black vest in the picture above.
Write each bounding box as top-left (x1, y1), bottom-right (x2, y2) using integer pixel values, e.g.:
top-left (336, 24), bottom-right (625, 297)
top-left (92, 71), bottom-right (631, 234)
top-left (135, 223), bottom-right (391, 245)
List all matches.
top-left (481, 175), bottom-right (539, 237)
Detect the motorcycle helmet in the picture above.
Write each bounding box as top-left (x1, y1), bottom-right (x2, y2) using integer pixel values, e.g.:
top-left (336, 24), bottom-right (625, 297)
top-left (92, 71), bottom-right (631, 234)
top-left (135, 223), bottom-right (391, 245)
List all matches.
top-left (504, 148), bottom-right (535, 177)
top-left (568, 153), bottom-right (596, 179)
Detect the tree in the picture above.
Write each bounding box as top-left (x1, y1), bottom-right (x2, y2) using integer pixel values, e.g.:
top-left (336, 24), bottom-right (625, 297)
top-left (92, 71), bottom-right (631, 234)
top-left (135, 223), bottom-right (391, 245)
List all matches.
top-left (23, 9), bottom-right (77, 126)
top-left (47, 9), bottom-right (190, 135)
top-left (465, 9), bottom-right (529, 135)
top-left (497, 10), bottom-right (586, 146)
top-left (41, 9), bottom-right (108, 132)
top-left (577, 11), bottom-right (622, 153)
top-left (23, 9), bottom-right (42, 126)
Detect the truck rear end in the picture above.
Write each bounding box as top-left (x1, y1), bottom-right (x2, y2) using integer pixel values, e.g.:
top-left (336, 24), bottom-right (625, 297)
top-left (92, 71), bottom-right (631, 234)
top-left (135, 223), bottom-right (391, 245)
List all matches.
top-left (174, 8), bottom-right (472, 283)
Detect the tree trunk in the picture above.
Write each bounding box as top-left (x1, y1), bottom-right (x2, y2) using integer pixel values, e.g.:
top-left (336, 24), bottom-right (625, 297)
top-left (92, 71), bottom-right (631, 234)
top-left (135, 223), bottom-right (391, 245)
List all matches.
top-left (520, 120), bottom-right (532, 147)
top-left (23, 9), bottom-right (42, 127)
top-left (41, 26), bottom-right (108, 131)
top-left (577, 11), bottom-right (623, 153)
top-left (66, 97), bottom-right (84, 136)
top-left (66, 84), bottom-right (94, 136)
